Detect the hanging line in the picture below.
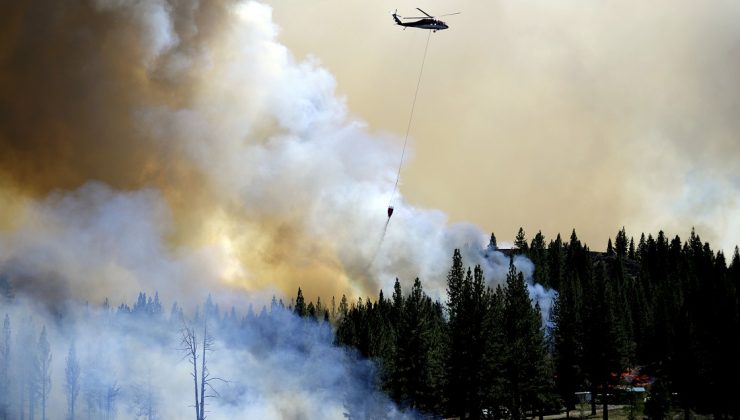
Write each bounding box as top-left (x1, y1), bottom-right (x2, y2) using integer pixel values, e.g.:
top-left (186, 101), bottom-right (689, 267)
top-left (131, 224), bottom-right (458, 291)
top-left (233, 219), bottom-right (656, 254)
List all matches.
top-left (388, 30), bottom-right (433, 210)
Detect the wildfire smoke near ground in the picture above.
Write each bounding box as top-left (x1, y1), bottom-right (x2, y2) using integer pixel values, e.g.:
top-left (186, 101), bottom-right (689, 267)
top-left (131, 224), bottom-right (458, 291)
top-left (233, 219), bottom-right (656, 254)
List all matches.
top-left (0, 0), bottom-right (540, 418)
top-left (1, 1), bottom-right (738, 419)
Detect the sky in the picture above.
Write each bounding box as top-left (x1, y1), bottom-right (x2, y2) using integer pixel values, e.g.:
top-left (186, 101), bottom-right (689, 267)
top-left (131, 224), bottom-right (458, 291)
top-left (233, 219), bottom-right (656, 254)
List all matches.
top-left (0, 0), bottom-right (738, 309)
top-left (270, 0), bottom-right (740, 253)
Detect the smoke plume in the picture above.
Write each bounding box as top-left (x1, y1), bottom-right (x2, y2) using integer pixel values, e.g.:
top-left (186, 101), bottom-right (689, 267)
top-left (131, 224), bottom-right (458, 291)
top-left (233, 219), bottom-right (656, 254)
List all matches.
top-left (0, 0), bottom-right (542, 305)
top-left (0, 1), bottom-right (555, 417)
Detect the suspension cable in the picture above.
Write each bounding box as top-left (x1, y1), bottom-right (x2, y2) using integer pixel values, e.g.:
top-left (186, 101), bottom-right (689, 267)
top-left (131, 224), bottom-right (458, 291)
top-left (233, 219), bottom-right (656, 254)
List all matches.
top-left (388, 30), bottom-right (432, 210)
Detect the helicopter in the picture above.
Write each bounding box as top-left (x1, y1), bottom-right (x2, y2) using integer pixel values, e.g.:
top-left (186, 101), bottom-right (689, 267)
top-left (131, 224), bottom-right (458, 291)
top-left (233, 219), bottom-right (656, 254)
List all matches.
top-left (392, 8), bottom-right (460, 32)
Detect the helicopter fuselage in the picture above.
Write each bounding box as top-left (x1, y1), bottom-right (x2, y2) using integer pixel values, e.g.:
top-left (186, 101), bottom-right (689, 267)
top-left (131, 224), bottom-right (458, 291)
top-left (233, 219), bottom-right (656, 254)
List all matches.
top-left (395, 17), bottom-right (448, 31)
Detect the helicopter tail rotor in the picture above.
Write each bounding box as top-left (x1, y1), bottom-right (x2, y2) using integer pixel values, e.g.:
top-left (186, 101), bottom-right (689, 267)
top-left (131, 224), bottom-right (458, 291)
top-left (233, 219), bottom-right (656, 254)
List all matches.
top-left (392, 9), bottom-right (402, 25)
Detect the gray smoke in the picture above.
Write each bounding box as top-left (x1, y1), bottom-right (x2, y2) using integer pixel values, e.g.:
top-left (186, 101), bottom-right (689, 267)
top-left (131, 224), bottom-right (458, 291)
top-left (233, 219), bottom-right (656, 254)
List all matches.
top-left (0, 0), bottom-right (550, 312)
top-left (0, 297), bottom-right (409, 419)
top-left (0, 1), bottom-right (554, 417)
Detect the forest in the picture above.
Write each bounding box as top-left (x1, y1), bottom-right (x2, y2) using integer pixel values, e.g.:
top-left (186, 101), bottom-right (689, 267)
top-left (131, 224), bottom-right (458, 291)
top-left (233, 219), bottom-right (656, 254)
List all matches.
top-left (0, 228), bottom-right (738, 420)
top-left (331, 228), bottom-right (740, 420)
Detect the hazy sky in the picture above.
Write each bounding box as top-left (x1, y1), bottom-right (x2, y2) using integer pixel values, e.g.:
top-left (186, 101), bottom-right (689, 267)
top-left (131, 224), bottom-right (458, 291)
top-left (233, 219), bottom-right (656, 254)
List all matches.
top-left (270, 0), bottom-right (740, 252)
top-left (0, 0), bottom-right (737, 306)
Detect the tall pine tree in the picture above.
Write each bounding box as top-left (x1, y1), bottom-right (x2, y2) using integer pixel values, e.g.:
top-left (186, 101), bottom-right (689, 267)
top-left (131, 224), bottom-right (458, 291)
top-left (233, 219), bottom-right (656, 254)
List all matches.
top-left (502, 260), bottom-right (552, 419)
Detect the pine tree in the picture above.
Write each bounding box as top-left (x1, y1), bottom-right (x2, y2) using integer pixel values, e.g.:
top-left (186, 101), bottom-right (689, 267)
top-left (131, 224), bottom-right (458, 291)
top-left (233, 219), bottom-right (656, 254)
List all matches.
top-left (502, 260), bottom-right (551, 419)
top-left (426, 300), bottom-right (447, 413)
top-left (152, 292), bottom-right (163, 317)
top-left (294, 288), bottom-right (306, 317)
top-left (551, 276), bottom-right (583, 416)
top-left (615, 227), bottom-right (628, 258)
top-left (481, 286), bottom-right (507, 415)
top-left (530, 231), bottom-right (549, 287)
top-left (392, 279), bottom-right (404, 325)
top-left (444, 259), bottom-right (490, 418)
top-left (315, 297), bottom-right (323, 318)
top-left (515, 228), bottom-right (529, 253)
top-left (338, 295), bottom-right (349, 322)
top-left (392, 279), bottom-right (442, 412)
top-left (637, 233), bottom-right (647, 262)
top-left (445, 253), bottom-right (465, 416)
top-left (306, 302), bottom-right (317, 320)
top-left (582, 263), bottom-right (630, 419)
top-left (488, 233), bottom-right (498, 250)
top-left (547, 234), bottom-right (565, 291)
top-left (467, 265), bottom-right (488, 417)
top-left (371, 289), bottom-right (396, 390)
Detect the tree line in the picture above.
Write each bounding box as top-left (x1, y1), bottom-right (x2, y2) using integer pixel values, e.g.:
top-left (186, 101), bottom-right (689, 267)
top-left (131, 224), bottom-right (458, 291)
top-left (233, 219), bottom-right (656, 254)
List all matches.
top-left (0, 227), bottom-right (737, 419)
top-left (0, 288), bottom-right (378, 419)
top-left (328, 228), bottom-right (739, 419)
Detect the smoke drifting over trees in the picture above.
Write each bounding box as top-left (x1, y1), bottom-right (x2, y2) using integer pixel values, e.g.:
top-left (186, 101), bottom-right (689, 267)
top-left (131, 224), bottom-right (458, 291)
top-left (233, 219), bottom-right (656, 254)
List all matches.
top-left (0, 294), bottom-right (408, 419)
top-left (334, 229), bottom-right (739, 419)
top-left (1, 0), bottom-right (534, 311)
top-left (0, 2), bottom-right (555, 417)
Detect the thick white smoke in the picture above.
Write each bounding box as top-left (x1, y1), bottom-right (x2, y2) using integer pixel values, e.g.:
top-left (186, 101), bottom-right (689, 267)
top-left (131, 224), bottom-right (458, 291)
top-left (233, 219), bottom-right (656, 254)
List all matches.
top-left (0, 182), bottom-right (252, 310)
top-left (0, 297), bottom-right (408, 419)
top-left (1, 0), bottom-right (550, 306)
top-left (0, 1), bottom-right (554, 417)
top-left (135, 0), bottom-right (546, 298)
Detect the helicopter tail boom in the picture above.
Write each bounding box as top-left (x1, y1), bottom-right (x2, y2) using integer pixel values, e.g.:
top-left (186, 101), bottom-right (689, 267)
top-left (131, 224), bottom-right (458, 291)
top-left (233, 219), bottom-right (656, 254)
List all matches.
top-left (392, 10), bottom-right (402, 25)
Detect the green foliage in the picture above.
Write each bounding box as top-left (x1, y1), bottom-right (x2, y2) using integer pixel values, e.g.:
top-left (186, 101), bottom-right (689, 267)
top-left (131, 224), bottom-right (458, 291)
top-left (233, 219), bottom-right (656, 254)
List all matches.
top-left (330, 228), bottom-right (739, 419)
top-left (515, 227), bottom-right (528, 253)
top-left (294, 287), bottom-right (306, 317)
top-left (488, 233), bottom-right (497, 250)
top-left (547, 234), bottom-right (565, 290)
top-left (335, 278), bottom-right (446, 415)
top-left (530, 231), bottom-right (549, 287)
top-left (0, 225), bottom-right (718, 420)
top-left (615, 227), bottom-right (628, 258)
top-left (550, 272), bottom-right (583, 413)
top-left (502, 262), bottom-right (552, 419)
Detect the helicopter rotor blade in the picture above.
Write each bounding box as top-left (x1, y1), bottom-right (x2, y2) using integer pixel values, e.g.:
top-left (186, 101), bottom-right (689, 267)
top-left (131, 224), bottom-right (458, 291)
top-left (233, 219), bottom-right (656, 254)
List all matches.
top-left (437, 12), bottom-right (461, 17)
top-left (402, 16), bottom-right (427, 19)
top-left (416, 8), bottom-right (433, 18)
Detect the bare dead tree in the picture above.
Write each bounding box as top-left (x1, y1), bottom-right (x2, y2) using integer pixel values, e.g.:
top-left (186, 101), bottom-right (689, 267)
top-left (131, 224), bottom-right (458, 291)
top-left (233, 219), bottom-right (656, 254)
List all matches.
top-left (65, 343), bottom-right (80, 420)
top-left (180, 299), bottom-right (224, 420)
top-left (133, 373), bottom-right (159, 420)
top-left (180, 322), bottom-right (201, 420)
top-left (37, 326), bottom-right (51, 420)
top-left (103, 382), bottom-right (119, 420)
top-left (15, 316), bottom-right (37, 420)
top-left (1, 314), bottom-right (11, 420)
top-left (199, 317), bottom-right (209, 420)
